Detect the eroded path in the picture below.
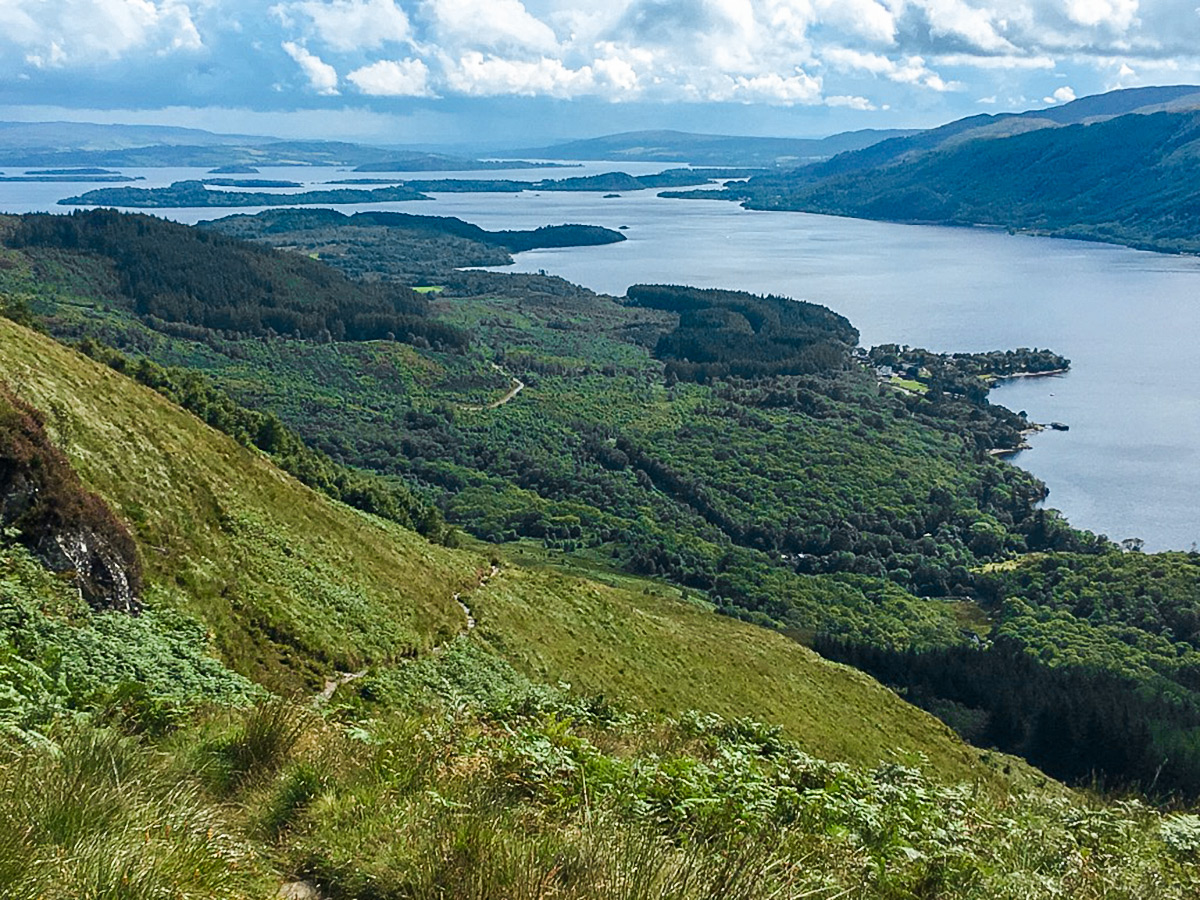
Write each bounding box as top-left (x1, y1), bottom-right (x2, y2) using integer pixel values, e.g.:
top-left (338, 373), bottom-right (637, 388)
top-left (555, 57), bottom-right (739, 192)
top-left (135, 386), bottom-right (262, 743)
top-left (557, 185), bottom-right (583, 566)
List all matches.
top-left (316, 563), bottom-right (498, 703)
top-left (292, 564), bottom-right (499, 897)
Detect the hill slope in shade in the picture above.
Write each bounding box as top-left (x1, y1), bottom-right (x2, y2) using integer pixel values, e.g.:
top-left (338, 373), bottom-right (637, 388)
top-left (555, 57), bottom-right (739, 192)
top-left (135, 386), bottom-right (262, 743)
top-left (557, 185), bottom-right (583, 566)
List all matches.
top-left (690, 93), bottom-right (1200, 254)
top-left (778, 84), bottom-right (1200, 180)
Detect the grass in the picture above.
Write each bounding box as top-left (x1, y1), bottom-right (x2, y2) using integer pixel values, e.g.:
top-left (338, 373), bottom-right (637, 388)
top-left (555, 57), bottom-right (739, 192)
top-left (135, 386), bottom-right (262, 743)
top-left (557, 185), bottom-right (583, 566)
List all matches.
top-left (466, 562), bottom-right (1048, 792)
top-left (4, 671), bottom-right (1197, 900)
top-left (0, 317), bottom-right (1037, 786)
top-left (0, 724), bottom-right (273, 899)
top-left (262, 665), bottom-right (1200, 899)
top-left (0, 318), bottom-right (484, 691)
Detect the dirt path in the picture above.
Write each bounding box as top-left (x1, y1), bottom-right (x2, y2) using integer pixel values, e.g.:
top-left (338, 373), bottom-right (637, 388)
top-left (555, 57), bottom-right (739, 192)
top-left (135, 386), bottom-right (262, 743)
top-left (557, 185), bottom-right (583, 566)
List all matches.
top-left (290, 564), bottom-right (499, 898)
top-left (462, 363), bottom-right (525, 411)
top-left (317, 669), bottom-right (366, 703)
top-left (315, 563), bottom-right (498, 704)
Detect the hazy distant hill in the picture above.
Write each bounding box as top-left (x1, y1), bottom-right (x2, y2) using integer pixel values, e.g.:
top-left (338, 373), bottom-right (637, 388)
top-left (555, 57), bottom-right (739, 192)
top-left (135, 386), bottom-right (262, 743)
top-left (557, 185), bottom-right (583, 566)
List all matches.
top-left (0, 120), bottom-right (269, 152)
top-left (516, 128), bottom-right (918, 166)
top-left (786, 84), bottom-right (1200, 180)
top-left (680, 86), bottom-right (1200, 254)
top-left (0, 122), bottom-right (566, 169)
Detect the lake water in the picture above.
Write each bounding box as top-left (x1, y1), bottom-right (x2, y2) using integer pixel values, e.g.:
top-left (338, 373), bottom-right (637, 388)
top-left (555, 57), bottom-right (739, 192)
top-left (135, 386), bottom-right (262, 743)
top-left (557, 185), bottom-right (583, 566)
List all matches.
top-left (3, 166), bottom-right (1198, 550)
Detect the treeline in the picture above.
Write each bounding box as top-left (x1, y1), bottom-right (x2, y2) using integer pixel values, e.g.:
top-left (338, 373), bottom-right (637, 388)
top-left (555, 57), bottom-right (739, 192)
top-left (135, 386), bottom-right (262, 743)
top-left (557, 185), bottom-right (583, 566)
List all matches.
top-left (60, 179), bottom-right (430, 208)
top-left (816, 548), bottom-right (1200, 796)
top-left (981, 550), bottom-right (1200, 650)
top-left (625, 285), bottom-right (858, 381)
top-left (814, 634), bottom-right (1200, 798)
top-left (6, 210), bottom-right (468, 347)
top-left (402, 168), bottom-right (746, 194)
top-left (209, 208), bottom-right (624, 252)
top-left (75, 339), bottom-right (456, 545)
top-left (201, 209), bottom-right (623, 284)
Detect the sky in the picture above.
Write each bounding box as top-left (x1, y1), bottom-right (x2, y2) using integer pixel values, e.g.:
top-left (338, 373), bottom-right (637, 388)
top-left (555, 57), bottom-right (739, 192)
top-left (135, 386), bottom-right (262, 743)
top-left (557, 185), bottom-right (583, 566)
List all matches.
top-left (2, 0), bottom-right (1199, 147)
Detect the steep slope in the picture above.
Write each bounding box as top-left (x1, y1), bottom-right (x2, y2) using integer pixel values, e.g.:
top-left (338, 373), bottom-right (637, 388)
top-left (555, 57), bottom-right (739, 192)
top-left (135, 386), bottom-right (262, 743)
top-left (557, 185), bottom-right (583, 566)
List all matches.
top-left (0, 318), bottom-right (481, 691)
top-left (467, 563), bottom-right (1036, 787)
top-left (770, 84), bottom-right (1200, 182)
top-left (0, 317), bottom-right (1038, 786)
top-left (719, 107), bottom-right (1200, 254)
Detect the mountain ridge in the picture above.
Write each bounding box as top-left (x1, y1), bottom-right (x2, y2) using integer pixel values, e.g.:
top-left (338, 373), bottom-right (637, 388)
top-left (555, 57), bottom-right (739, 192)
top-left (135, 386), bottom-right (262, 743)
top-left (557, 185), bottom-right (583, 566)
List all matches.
top-left (667, 86), bottom-right (1200, 255)
top-left (514, 127), bottom-right (919, 166)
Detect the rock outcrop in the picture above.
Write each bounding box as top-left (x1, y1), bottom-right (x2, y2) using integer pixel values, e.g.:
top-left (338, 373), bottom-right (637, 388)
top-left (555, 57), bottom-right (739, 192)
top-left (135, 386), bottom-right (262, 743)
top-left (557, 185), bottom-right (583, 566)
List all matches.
top-left (0, 387), bottom-right (141, 613)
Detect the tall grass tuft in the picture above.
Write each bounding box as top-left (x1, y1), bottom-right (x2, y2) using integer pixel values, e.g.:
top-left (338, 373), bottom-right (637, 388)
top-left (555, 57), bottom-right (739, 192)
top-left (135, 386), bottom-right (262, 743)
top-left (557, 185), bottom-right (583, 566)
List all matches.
top-left (0, 724), bottom-right (260, 899)
top-left (219, 697), bottom-right (308, 788)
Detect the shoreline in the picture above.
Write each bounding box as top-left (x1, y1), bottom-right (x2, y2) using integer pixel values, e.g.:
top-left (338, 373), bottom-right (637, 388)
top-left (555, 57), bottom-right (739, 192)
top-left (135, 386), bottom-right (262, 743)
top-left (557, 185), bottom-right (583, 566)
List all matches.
top-left (987, 424), bottom-right (1044, 458)
top-left (722, 199), bottom-right (1200, 260)
top-left (991, 367), bottom-right (1069, 380)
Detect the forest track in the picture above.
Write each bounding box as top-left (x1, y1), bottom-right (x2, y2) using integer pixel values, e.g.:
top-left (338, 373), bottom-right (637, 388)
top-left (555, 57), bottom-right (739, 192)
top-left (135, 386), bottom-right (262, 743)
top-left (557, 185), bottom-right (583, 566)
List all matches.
top-left (462, 362), bottom-right (525, 411)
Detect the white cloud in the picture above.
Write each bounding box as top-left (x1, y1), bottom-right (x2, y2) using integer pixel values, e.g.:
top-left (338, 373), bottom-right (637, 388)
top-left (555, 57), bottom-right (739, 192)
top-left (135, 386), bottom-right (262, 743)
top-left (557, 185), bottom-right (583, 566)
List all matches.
top-left (272, 0), bottom-right (412, 52)
top-left (813, 0), bottom-right (896, 44)
top-left (824, 47), bottom-right (961, 92)
top-left (1043, 85), bottom-right (1076, 103)
top-left (347, 58), bottom-right (433, 95)
top-left (444, 51), bottom-right (594, 96)
top-left (919, 0), bottom-right (1016, 53)
top-left (823, 46), bottom-right (899, 75)
top-left (425, 0), bottom-right (560, 54)
top-left (592, 51), bottom-right (642, 93)
top-left (1063, 0), bottom-right (1139, 30)
top-left (0, 0), bottom-right (202, 65)
top-left (282, 40), bottom-right (340, 94)
top-left (8, 0), bottom-right (1200, 121)
top-left (826, 94), bottom-right (877, 109)
top-left (726, 69), bottom-right (823, 104)
top-left (931, 52), bottom-right (1055, 70)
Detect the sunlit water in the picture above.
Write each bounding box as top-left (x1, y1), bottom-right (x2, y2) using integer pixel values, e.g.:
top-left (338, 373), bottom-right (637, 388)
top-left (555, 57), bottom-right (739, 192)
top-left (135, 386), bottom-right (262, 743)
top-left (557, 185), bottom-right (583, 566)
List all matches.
top-left (3, 165), bottom-right (1198, 550)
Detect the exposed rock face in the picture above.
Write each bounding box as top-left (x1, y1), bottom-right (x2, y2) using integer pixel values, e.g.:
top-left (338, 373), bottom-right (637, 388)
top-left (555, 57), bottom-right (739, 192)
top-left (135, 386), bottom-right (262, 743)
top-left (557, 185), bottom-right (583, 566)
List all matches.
top-left (34, 527), bottom-right (140, 613)
top-left (0, 387), bottom-right (142, 613)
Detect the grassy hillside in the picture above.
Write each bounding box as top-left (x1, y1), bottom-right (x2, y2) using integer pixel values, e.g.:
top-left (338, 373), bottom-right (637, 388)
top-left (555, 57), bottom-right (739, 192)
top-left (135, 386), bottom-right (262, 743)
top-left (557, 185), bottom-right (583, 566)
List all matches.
top-left (466, 561), bottom-right (1032, 787)
top-left (0, 317), bottom-right (480, 691)
top-left (0, 316), bottom-right (1026, 785)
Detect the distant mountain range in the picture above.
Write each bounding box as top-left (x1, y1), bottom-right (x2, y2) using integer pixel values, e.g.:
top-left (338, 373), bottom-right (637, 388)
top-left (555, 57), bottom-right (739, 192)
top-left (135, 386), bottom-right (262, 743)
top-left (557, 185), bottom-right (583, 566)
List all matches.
top-left (516, 128), bottom-right (917, 166)
top-left (0, 121), bottom-right (918, 170)
top-left (0, 125), bottom-right (566, 170)
top-left (671, 85), bottom-right (1200, 255)
top-left (0, 120), bottom-right (270, 152)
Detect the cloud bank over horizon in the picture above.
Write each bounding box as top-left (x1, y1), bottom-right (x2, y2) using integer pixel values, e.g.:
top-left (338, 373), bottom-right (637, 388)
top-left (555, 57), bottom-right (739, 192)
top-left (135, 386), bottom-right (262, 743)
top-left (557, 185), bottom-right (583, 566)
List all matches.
top-left (2, 0), bottom-right (1199, 142)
